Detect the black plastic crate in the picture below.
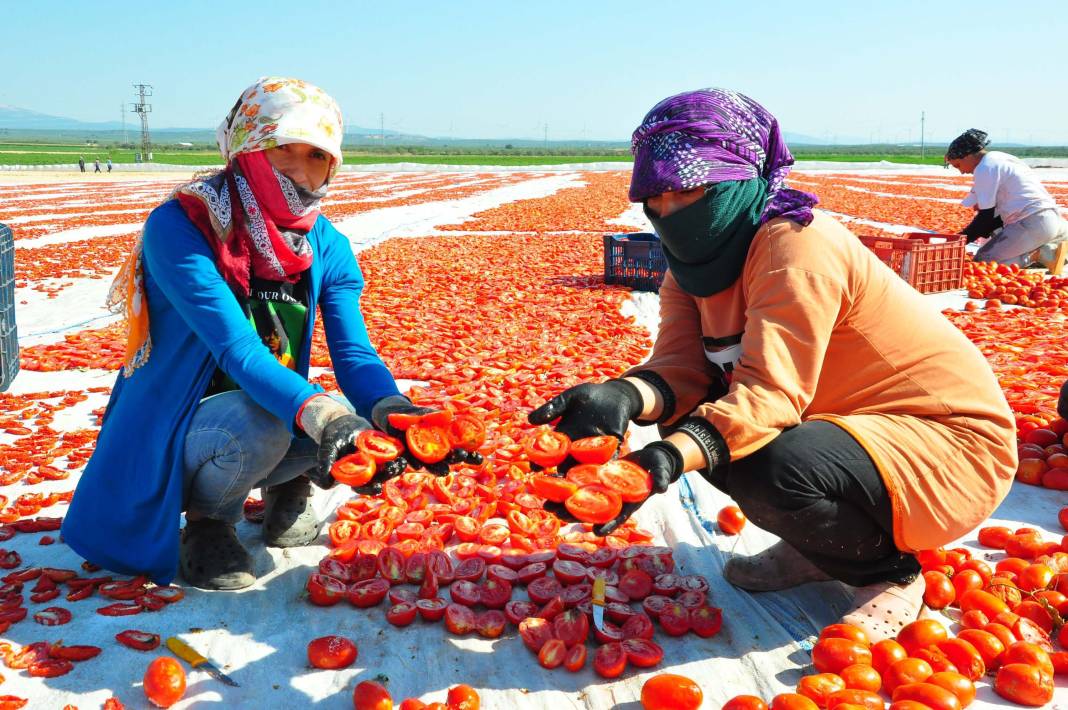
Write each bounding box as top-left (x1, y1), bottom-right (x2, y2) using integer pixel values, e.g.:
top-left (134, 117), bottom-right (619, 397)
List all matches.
top-left (602, 232), bottom-right (667, 292)
top-left (0, 223), bottom-right (17, 391)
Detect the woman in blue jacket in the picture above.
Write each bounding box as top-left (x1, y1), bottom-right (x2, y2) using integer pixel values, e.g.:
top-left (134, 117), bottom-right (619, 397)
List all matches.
top-left (62, 78), bottom-right (427, 590)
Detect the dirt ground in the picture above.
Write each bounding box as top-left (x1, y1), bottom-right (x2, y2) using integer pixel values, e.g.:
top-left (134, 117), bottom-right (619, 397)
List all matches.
top-left (0, 169), bottom-right (199, 185)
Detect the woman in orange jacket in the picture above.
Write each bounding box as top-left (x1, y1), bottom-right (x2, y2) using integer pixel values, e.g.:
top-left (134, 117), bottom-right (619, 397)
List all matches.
top-left (530, 88), bottom-right (1016, 642)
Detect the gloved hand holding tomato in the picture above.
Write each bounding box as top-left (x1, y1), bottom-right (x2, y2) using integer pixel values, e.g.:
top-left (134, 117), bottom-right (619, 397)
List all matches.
top-left (527, 379), bottom-right (644, 471)
top-left (545, 441), bottom-right (684, 536)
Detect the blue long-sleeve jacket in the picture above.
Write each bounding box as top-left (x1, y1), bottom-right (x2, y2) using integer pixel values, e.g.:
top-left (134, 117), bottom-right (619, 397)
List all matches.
top-left (62, 200), bottom-right (401, 583)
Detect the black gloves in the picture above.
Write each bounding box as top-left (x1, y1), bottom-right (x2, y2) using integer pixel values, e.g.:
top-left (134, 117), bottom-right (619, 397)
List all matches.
top-left (545, 440), bottom-right (684, 536)
top-left (310, 413), bottom-right (373, 490)
top-left (371, 394), bottom-right (435, 438)
top-left (1059, 380), bottom-right (1068, 421)
top-left (528, 379), bottom-right (643, 441)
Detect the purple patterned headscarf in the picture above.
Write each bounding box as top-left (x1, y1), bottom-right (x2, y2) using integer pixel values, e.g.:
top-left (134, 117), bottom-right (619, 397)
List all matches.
top-left (629, 88), bottom-right (818, 225)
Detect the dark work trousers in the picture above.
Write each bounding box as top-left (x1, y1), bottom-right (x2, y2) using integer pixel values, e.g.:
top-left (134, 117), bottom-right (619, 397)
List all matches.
top-left (699, 419), bottom-right (921, 587)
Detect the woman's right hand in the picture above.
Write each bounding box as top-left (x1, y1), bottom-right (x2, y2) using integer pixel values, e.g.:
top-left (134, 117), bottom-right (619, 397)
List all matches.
top-left (527, 380), bottom-right (644, 455)
top-left (311, 413), bottom-right (373, 489)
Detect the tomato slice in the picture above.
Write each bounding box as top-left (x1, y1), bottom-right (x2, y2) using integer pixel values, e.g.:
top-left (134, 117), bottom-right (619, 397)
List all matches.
top-left (593, 641), bottom-right (628, 678)
top-left (406, 423), bottom-right (451, 464)
top-left (530, 475), bottom-right (578, 503)
top-left (447, 414), bottom-right (487, 451)
top-left (523, 429), bottom-right (571, 468)
top-left (565, 484), bottom-right (623, 524)
top-left (331, 452), bottom-right (376, 487)
top-left (356, 430), bottom-right (404, 463)
top-left (387, 412), bottom-right (423, 431)
top-left (566, 464), bottom-right (602, 487)
top-left (570, 436), bottom-right (619, 465)
top-left (597, 460), bottom-right (653, 503)
top-left (115, 629), bottom-right (161, 651)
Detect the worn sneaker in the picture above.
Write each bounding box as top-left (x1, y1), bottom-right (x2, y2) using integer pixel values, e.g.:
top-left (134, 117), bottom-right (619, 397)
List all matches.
top-left (723, 539), bottom-right (833, 592)
top-left (262, 474), bottom-right (321, 548)
top-left (840, 575), bottom-right (925, 643)
top-left (179, 518), bottom-right (255, 591)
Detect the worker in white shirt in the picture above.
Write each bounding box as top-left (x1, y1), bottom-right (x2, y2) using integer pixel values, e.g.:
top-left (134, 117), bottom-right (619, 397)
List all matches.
top-left (946, 129), bottom-right (1068, 273)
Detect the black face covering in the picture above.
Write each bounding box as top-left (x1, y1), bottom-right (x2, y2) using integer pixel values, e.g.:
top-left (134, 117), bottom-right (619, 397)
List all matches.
top-left (644, 178), bottom-right (767, 297)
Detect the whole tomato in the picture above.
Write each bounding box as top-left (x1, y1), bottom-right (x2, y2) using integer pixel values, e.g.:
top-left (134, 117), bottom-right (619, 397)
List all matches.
top-left (717, 506), bottom-right (746, 535)
top-left (307, 635), bottom-right (357, 670)
top-left (994, 664), bottom-right (1054, 706)
top-left (354, 680), bottom-right (393, 710)
top-left (143, 657), bottom-right (186, 708)
top-left (641, 674), bottom-right (704, 710)
top-left (445, 684), bottom-right (480, 709)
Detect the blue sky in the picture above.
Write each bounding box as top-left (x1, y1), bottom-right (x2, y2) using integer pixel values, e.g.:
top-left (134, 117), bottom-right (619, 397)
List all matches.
top-left (3, 1), bottom-right (1067, 144)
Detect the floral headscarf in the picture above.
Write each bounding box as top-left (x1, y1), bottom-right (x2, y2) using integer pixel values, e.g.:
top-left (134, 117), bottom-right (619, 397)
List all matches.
top-left (216, 76), bottom-right (344, 174)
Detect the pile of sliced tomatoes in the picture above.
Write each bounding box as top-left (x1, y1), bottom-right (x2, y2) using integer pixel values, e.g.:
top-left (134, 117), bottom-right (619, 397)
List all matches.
top-left (963, 260), bottom-right (1068, 308)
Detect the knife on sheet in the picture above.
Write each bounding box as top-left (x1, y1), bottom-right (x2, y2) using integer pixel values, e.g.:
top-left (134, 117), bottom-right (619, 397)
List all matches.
top-left (166, 636), bottom-right (240, 687)
top-left (592, 574), bottom-right (606, 631)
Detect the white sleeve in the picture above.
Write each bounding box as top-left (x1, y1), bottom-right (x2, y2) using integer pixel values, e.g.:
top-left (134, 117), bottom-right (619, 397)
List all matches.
top-left (972, 163), bottom-right (999, 210)
top-left (961, 189), bottom-right (977, 208)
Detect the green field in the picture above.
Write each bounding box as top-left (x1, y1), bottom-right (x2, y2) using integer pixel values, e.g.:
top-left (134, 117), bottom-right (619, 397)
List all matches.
top-left (2, 141), bottom-right (1065, 168)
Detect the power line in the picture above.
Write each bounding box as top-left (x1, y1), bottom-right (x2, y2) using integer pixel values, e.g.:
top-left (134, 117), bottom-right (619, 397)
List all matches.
top-left (132, 83), bottom-right (153, 162)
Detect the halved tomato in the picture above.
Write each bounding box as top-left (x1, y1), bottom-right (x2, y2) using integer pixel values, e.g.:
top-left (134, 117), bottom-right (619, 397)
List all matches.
top-left (331, 451), bottom-right (376, 487)
top-left (530, 476), bottom-right (578, 503)
top-left (597, 460), bottom-right (653, 502)
top-left (565, 485), bottom-right (623, 524)
top-left (566, 464), bottom-right (603, 487)
top-left (523, 429), bottom-right (571, 469)
top-left (448, 414), bottom-right (487, 452)
top-left (406, 423), bottom-right (451, 464)
top-left (356, 430), bottom-right (404, 463)
top-left (570, 436), bottom-right (619, 465)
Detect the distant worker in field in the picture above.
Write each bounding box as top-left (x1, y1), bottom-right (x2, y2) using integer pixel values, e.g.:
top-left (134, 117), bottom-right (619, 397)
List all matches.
top-left (946, 129), bottom-right (1068, 272)
top-left (530, 88), bottom-right (1016, 643)
top-left (94, 158), bottom-right (101, 173)
top-left (78, 156), bottom-right (85, 173)
top-left (62, 76), bottom-right (436, 590)
top-left (106, 157), bottom-right (113, 173)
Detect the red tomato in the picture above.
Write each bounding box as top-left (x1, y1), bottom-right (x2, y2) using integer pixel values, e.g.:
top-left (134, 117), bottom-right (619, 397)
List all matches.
top-left (623, 637), bottom-right (664, 667)
top-left (770, 693), bottom-right (819, 710)
top-left (596, 459), bottom-right (653, 502)
top-left (690, 605), bottom-right (723, 638)
top-left (641, 673), bottom-right (703, 710)
top-left (446, 684), bottom-right (480, 710)
top-left (819, 623), bottom-right (870, 646)
top-left (922, 571), bottom-right (955, 609)
top-left (926, 672), bottom-right (976, 708)
top-left (977, 526), bottom-right (1014, 549)
top-left (444, 603), bottom-right (475, 635)
top-left (387, 412), bottom-right (423, 431)
top-left (48, 643), bottom-right (101, 661)
top-left (564, 484), bottom-right (622, 524)
top-left (797, 673), bottom-right (846, 707)
top-left (143, 657), bottom-right (186, 708)
top-left (307, 635), bottom-right (357, 669)
top-left (811, 637), bottom-right (872, 675)
top-left (530, 475), bottom-right (579, 503)
top-left (357, 430), bottom-right (404, 463)
top-left (353, 680), bottom-right (394, 710)
top-left (563, 643), bottom-right (587, 672)
top-left (839, 664), bottom-right (881, 693)
top-left (593, 641), bottom-right (628, 678)
top-left (348, 578), bottom-right (390, 608)
top-left (523, 429), bottom-right (571, 468)
top-left (570, 435), bottom-right (620, 465)
top-left (717, 505), bottom-right (747, 535)
top-left (722, 696), bottom-right (768, 710)
top-left (993, 664), bottom-right (1053, 706)
top-left (386, 602), bottom-right (418, 627)
top-left (331, 452), bottom-right (376, 487)
top-left (883, 658), bottom-right (934, 695)
top-left (538, 638), bottom-right (567, 669)
top-left (447, 414), bottom-right (487, 452)
top-left (518, 616), bottom-right (555, 653)
top-left (891, 683), bottom-right (962, 710)
top-left (896, 618), bottom-right (948, 655)
top-left (307, 573), bottom-right (348, 606)
top-left (406, 423), bottom-right (451, 464)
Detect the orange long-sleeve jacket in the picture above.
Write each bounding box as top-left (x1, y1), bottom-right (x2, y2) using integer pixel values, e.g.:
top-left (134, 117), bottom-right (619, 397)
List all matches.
top-left (630, 211), bottom-right (1016, 552)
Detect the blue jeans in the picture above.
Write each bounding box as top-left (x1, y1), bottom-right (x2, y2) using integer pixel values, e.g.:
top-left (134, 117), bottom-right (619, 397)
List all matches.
top-left (183, 391), bottom-right (322, 524)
